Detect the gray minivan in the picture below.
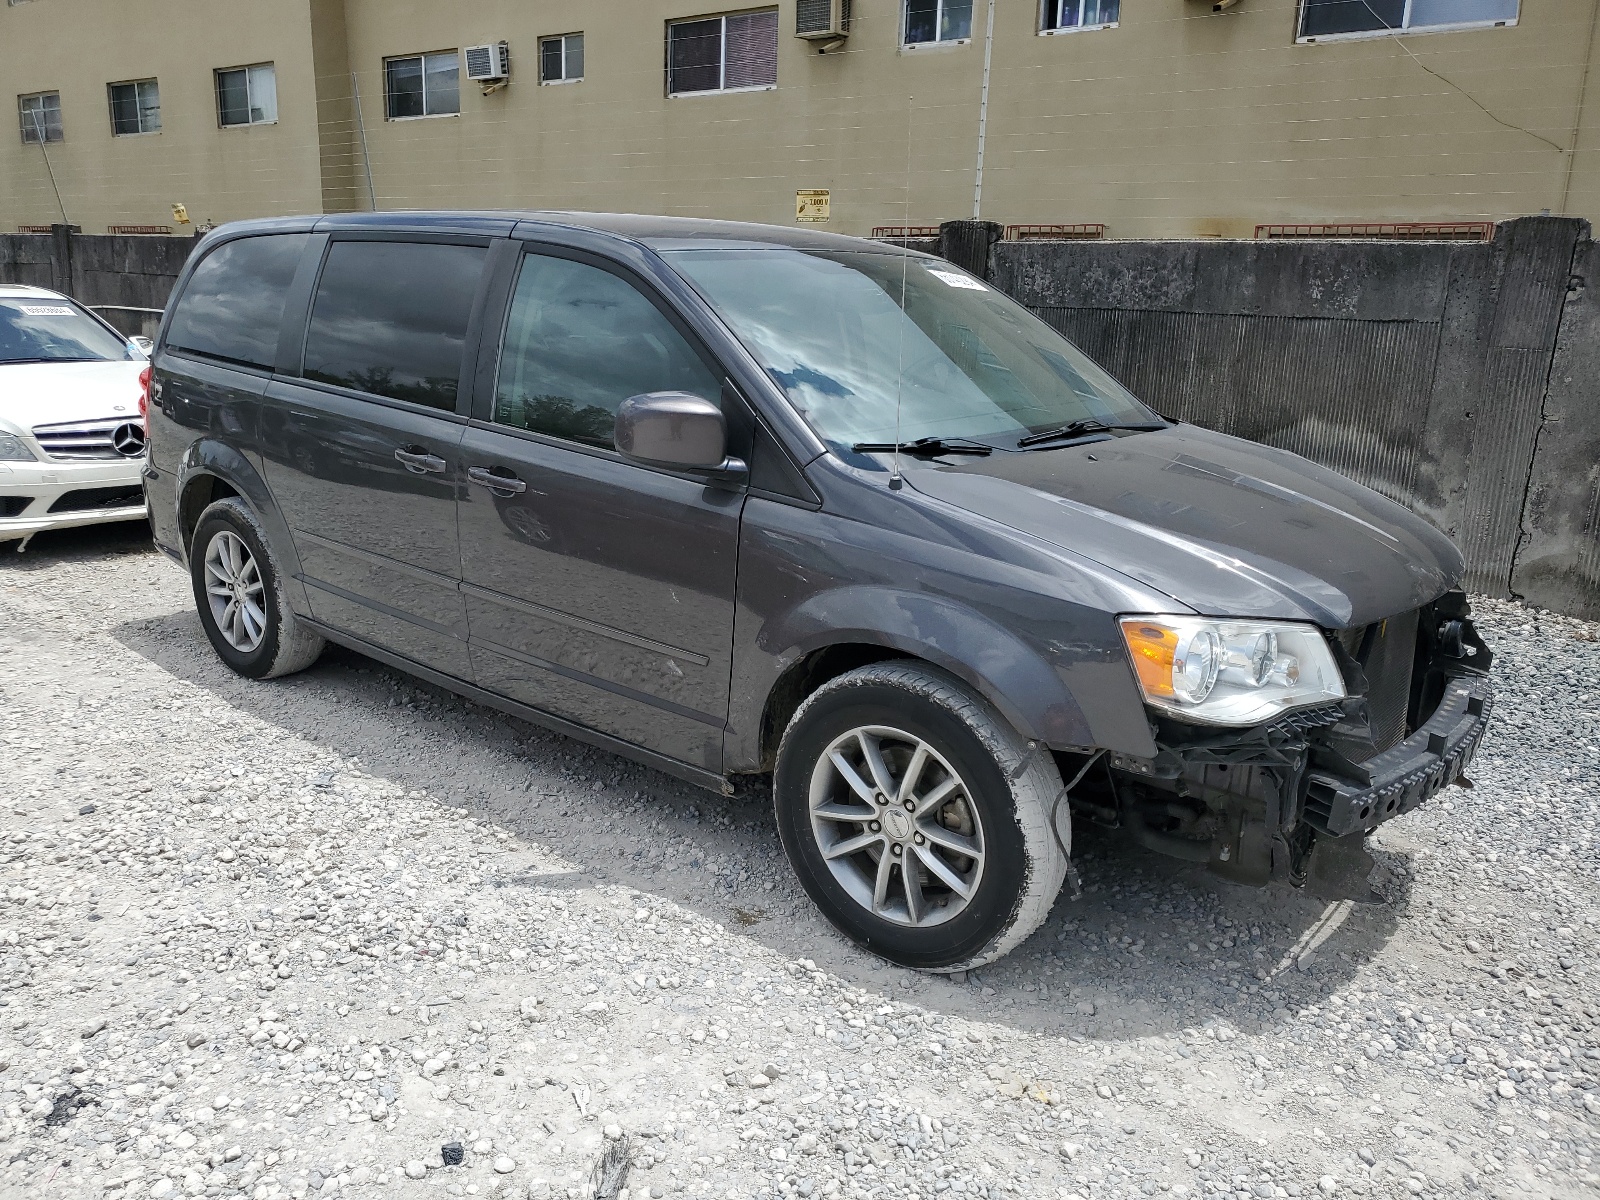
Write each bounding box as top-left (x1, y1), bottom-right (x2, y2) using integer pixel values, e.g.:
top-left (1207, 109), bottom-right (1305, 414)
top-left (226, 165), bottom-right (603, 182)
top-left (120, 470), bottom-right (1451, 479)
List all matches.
top-left (142, 213), bottom-right (1493, 972)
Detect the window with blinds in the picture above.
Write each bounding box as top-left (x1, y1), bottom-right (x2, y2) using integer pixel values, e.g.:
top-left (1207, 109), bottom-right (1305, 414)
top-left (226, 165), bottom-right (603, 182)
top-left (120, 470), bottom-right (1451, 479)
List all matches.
top-left (667, 9), bottom-right (778, 96)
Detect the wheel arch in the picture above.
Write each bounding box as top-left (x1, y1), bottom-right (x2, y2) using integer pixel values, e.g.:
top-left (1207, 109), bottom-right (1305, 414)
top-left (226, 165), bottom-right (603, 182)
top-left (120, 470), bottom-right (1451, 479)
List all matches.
top-left (175, 439), bottom-right (308, 614)
top-left (743, 586), bottom-right (1099, 774)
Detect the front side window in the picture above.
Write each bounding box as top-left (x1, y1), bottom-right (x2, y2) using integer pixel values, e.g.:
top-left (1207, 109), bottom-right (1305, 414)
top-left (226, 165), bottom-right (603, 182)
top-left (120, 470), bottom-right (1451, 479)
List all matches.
top-left (494, 254), bottom-right (722, 450)
top-left (18, 92), bottom-right (62, 144)
top-left (667, 10), bottom-right (778, 96)
top-left (1042, 0), bottom-right (1118, 32)
top-left (385, 51), bottom-right (460, 119)
top-left (108, 79), bottom-right (161, 135)
top-left (216, 63), bottom-right (278, 127)
top-left (666, 249), bottom-right (1156, 454)
top-left (0, 297), bottom-right (133, 365)
top-left (303, 241), bottom-right (486, 410)
top-left (1299, 0), bottom-right (1518, 40)
top-left (166, 234), bottom-right (310, 370)
top-left (905, 0), bottom-right (972, 45)
top-left (540, 33), bottom-right (585, 83)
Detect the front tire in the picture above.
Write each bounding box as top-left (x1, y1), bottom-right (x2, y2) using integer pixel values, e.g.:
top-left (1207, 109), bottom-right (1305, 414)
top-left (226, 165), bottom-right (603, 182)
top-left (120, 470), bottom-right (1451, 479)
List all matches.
top-left (190, 497), bottom-right (323, 679)
top-left (774, 661), bottom-right (1068, 972)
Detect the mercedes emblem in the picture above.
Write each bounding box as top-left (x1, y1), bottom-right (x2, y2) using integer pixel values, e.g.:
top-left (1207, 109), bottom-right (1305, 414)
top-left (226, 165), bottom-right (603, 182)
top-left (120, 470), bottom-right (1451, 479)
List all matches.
top-left (111, 423), bottom-right (146, 457)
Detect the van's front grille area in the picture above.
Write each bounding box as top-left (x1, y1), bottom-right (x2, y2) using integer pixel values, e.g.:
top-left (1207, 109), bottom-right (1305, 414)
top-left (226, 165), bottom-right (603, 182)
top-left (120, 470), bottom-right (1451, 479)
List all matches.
top-left (0, 496), bottom-right (33, 517)
top-left (1338, 611), bottom-right (1419, 758)
top-left (31, 417), bottom-right (144, 460)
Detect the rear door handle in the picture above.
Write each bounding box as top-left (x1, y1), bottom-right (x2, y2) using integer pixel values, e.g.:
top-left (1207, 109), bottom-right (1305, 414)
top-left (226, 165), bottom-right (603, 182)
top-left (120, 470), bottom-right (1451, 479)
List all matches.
top-left (395, 446), bottom-right (447, 474)
top-left (467, 466), bottom-right (527, 495)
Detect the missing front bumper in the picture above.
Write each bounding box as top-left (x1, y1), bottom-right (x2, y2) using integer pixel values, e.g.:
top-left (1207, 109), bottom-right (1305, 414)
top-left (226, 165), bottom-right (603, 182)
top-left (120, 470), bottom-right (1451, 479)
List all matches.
top-left (1303, 674), bottom-right (1492, 838)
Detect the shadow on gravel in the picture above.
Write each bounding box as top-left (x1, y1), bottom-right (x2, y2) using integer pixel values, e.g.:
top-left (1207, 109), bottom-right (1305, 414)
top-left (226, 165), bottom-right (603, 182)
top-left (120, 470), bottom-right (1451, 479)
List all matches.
top-left (0, 519), bottom-right (153, 570)
top-left (113, 601), bottom-right (1408, 1048)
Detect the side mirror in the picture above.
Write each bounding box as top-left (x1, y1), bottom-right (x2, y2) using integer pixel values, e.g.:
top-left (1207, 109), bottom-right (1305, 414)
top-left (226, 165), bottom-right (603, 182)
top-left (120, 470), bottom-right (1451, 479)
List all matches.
top-left (615, 391), bottom-right (747, 482)
top-left (130, 336), bottom-right (154, 356)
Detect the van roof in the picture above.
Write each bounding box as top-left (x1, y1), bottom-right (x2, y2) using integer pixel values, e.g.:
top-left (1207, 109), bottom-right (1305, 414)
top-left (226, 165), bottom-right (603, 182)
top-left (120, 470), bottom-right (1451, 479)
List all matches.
top-left (208, 211), bottom-right (930, 255)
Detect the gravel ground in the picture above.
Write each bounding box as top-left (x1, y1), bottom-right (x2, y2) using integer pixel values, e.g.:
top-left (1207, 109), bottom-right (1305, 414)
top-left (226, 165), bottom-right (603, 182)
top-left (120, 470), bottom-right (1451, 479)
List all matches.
top-left (0, 524), bottom-right (1597, 1200)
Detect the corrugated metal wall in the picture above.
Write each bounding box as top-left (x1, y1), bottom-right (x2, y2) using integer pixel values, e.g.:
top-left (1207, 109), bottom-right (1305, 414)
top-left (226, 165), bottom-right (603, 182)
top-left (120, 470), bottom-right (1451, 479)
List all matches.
top-left (987, 218), bottom-right (1599, 617)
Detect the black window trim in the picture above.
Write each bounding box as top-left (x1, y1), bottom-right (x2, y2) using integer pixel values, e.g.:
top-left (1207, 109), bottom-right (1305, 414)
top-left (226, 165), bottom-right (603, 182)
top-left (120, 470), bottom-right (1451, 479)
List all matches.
top-left (161, 231), bottom-right (316, 378)
top-left (469, 239), bottom-right (752, 474)
top-left (286, 230), bottom-right (500, 421)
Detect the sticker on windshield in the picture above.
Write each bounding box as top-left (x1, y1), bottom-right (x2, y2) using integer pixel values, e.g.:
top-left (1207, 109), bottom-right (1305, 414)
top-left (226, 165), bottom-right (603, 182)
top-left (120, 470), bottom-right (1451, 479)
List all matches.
top-left (18, 305), bottom-right (75, 316)
top-left (925, 269), bottom-right (987, 292)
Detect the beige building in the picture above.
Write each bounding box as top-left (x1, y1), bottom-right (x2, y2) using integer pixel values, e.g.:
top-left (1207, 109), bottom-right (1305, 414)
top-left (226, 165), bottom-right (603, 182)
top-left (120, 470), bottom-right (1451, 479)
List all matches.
top-left (3, 0), bottom-right (1598, 240)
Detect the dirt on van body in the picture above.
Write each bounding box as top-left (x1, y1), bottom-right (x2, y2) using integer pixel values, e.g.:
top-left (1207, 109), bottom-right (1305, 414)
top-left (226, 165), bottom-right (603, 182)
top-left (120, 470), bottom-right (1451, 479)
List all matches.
top-left (0, 525), bottom-right (1596, 1200)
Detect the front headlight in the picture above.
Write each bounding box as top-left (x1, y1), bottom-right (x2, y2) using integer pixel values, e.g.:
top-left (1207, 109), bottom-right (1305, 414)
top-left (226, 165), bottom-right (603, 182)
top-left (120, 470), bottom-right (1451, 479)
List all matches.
top-left (0, 431), bottom-right (37, 462)
top-left (1119, 615), bottom-right (1345, 726)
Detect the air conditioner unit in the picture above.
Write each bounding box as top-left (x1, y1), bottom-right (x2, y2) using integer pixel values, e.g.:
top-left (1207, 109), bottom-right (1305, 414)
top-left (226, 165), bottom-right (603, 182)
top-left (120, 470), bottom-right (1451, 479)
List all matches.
top-left (796, 0), bottom-right (851, 40)
top-left (464, 42), bottom-right (510, 81)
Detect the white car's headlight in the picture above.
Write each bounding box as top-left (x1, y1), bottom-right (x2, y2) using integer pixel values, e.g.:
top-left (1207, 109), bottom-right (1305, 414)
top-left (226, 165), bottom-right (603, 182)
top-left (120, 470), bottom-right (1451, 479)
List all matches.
top-left (0, 431), bottom-right (36, 462)
top-left (1118, 615), bottom-right (1345, 726)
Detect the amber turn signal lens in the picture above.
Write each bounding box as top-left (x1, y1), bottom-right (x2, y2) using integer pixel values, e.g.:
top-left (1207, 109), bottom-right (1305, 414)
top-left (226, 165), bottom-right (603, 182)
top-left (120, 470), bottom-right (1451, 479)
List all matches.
top-left (1121, 620), bottom-right (1178, 699)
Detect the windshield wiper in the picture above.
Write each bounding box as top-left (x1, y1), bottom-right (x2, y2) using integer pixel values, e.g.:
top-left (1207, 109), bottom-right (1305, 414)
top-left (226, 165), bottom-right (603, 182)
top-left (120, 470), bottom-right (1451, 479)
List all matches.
top-left (1016, 419), bottom-right (1165, 448)
top-left (0, 356), bottom-right (104, 365)
top-left (851, 436), bottom-right (992, 457)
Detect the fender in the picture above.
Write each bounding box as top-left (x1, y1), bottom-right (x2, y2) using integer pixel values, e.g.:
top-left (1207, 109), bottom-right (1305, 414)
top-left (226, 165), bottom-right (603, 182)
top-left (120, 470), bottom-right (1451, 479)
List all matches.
top-left (176, 439), bottom-right (311, 616)
top-left (728, 584), bottom-right (1144, 774)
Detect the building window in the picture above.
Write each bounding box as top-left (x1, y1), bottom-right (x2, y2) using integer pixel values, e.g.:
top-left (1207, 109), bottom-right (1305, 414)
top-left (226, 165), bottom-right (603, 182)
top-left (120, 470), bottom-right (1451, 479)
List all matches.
top-left (385, 51), bottom-right (460, 119)
top-left (108, 79), bottom-right (161, 136)
top-left (1041, 0), bottom-right (1118, 33)
top-left (216, 63), bottom-right (278, 127)
top-left (19, 92), bottom-right (62, 144)
top-left (1298, 0), bottom-right (1518, 41)
top-left (540, 33), bottom-right (585, 83)
top-left (667, 10), bottom-right (778, 96)
top-left (905, 0), bottom-right (972, 45)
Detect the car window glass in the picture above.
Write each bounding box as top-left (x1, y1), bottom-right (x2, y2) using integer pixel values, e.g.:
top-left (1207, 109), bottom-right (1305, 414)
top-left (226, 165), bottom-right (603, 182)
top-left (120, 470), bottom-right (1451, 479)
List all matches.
top-left (166, 234), bottom-right (309, 370)
top-left (0, 298), bottom-right (133, 364)
top-left (302, 241), bottom-right (486, 410)
top-left (665, 248), bottom-right (1155, 453)
top-left (494, 254), bottom-right (722, 449)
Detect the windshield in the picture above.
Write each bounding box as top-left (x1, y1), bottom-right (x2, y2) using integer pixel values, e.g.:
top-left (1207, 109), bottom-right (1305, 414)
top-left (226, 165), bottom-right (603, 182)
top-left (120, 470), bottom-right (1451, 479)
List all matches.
top-left (0, 298), bottom-right (134, 365)
top-left (663, 249), bottom-right (1156, 453)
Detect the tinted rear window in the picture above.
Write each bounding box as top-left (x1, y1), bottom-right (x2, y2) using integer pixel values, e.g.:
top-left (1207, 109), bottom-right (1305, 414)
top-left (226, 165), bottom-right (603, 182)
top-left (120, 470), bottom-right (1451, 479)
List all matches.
top-left (301, 240), bottom-right (485, 411)
top-left (165, 234), bottom-right (309, 370)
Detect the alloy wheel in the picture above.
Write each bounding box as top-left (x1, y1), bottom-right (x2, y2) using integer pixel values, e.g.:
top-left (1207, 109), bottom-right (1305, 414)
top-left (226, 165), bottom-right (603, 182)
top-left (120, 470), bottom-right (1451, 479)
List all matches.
top-left (203, 530), bottom-right (267, 653)
top-left (807, 725), bottom-right (986, 928)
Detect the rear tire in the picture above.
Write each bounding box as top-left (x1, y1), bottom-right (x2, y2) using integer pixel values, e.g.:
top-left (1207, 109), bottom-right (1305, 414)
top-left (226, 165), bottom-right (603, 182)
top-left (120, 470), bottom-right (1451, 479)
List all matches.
top-left (774, 661), bottom-right (1067, 972)
top-left (190, 497), bottom-right (323, 679)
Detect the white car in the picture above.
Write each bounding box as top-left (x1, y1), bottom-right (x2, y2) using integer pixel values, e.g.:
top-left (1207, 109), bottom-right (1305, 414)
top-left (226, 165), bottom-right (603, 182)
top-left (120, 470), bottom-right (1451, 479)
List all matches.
top-left (0, 284), bottom-right (152, 546)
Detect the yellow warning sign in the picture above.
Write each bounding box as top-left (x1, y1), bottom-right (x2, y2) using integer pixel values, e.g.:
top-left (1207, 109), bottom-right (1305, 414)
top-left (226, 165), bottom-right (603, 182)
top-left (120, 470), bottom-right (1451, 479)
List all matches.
top-left (796, 189), bottom-right (831, 223)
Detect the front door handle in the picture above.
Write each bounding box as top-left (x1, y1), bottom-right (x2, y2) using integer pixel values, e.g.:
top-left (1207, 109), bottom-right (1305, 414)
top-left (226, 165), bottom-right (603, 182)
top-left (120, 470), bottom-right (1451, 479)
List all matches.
top-left (395, 446), bottom-right (447, 474)
top-left (468, 465), bottom-right (528, 495)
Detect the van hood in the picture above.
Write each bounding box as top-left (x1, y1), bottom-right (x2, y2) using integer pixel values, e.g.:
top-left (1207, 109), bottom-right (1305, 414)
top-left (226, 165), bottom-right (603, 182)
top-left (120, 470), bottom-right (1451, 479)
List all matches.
top-left (906, 424), bottom-right (1463, 629)
top-left (0, 360), bottom-right (145, 432)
